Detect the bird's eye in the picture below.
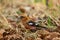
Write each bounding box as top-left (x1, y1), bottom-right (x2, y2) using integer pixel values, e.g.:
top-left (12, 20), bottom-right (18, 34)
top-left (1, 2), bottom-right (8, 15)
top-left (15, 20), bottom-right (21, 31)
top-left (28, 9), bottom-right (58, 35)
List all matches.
top-left (35, 23), bottom-right (38, 25)
top-left (35, 23), bottom-right (40, 27)
top-left (27, 21), bottom-right (35, 26)
top-left (28, 22), bottom-right (34, 26)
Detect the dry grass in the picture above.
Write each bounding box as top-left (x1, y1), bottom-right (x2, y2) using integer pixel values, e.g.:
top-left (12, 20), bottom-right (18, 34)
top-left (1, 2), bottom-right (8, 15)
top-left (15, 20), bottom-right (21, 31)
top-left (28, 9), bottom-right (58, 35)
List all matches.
top-left (0, 0), bottom-right (60, 40)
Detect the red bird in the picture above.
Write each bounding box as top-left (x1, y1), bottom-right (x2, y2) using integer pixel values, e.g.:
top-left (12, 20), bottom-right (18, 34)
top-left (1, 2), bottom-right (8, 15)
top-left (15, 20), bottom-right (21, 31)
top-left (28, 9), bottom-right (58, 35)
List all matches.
top-left (19, 16), bottom-right (37, 30)
top-left (19, 15), bottom-right (47, 32)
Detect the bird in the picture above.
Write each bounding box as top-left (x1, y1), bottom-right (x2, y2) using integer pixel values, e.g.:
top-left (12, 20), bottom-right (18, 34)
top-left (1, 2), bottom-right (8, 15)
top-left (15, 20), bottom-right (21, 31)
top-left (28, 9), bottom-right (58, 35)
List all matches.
top-left (18, 15), bottom-right (47, 32)
top-left (19, 16), bottom-right (37, 30)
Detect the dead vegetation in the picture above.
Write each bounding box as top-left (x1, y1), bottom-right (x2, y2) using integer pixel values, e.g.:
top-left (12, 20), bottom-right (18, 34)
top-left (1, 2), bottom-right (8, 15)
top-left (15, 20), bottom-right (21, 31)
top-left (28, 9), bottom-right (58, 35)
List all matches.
top-left (0, 0), bottom-right (60, 40)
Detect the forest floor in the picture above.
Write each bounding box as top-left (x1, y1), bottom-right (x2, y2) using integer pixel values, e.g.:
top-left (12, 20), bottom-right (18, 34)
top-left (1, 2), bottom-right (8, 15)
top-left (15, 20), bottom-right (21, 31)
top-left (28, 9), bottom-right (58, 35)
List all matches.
top-left (0, 0), bottom-right (60, 40)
